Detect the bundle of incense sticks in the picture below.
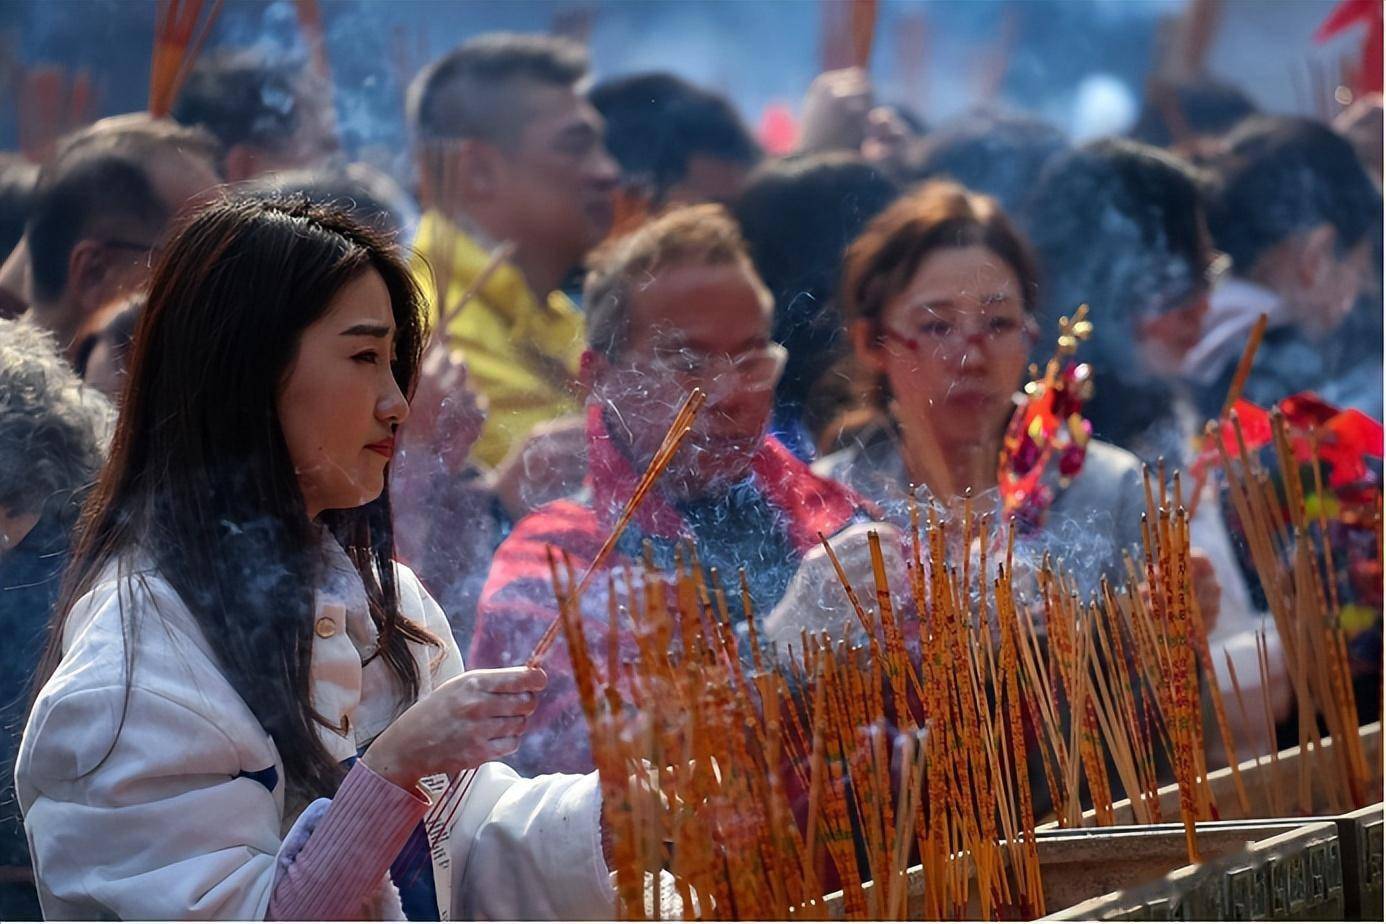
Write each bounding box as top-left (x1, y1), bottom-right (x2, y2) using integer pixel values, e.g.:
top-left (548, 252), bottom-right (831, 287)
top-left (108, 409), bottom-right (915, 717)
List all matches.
top-left (556, 451), bottom-right (1378, 917)
top-left (820, 0), bottom-right (879, 72)
top-left (1210, 409), bottom-right (1376, 813)
top-left (148, 0), bottom-right (222, 118)
top-left (519, 390), bottom-right (1377, 917)
top-left (556, 501), bottom-right (1045, 921)
top-left (1048, 423), bottom-right (1379, 846)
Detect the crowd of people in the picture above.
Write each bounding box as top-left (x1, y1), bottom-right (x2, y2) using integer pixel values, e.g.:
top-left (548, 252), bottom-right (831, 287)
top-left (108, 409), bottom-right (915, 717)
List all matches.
top-left (0, 24), bottom-right (1381, 922)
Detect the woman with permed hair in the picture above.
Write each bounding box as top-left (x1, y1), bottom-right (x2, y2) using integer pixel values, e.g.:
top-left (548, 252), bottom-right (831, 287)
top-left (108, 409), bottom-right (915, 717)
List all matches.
top-left (0, 318), bottom-right (112, 919)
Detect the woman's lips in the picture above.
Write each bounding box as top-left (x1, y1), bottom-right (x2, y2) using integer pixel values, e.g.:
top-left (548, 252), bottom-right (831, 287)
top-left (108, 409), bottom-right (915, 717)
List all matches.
top-left (365, 438), bottom-right (395, 459)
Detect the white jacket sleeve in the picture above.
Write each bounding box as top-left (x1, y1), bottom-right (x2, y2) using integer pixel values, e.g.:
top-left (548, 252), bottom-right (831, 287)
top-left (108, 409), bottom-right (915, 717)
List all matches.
top-left (396, 567), bottom-right (615, 920)
top-left (18, 682), bottom-right (284, 920)
top-left (449, 765), bottom-right (614, 920)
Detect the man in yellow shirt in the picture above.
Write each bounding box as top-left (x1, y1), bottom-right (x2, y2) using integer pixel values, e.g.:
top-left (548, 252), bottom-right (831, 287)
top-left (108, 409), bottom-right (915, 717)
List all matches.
top-left (406, 33), bottom-right (619, 474)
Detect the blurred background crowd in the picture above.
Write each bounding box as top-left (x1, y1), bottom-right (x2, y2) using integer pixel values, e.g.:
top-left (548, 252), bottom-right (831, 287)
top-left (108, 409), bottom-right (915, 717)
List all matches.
top-left (0, 0), bottom-right (1381, 917)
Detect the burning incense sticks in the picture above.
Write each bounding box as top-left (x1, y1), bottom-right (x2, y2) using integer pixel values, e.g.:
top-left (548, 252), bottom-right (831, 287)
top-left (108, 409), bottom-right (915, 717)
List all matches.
top-left (517, 358), bottom-right (1377, 919)
top-left (555, 505), bottom-right (1054, 920)
top-left (1212, 410), bottom-right (1375, 812)
top-left (1188, 312), bottom-right (1268, 519)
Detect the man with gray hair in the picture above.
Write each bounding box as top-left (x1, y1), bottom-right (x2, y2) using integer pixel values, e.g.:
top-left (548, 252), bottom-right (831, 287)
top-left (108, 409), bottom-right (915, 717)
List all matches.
top-left (470, 204), bottom-right (897, 776)
top-left (0, 319), bottom-right (112, 918)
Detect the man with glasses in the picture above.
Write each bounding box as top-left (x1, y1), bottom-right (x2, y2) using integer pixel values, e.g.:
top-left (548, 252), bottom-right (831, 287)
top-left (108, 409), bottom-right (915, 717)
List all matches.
top-left (470, 204), bottom-right (893, 775)
top-left (18, 115), bottom-right (221, 360)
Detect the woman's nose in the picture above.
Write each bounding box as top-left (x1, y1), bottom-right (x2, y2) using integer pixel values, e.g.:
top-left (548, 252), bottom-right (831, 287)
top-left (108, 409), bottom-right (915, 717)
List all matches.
top-left (951, 328), bottom-right (992, 368)
top-left (380, 376), bottom-right (410, 427)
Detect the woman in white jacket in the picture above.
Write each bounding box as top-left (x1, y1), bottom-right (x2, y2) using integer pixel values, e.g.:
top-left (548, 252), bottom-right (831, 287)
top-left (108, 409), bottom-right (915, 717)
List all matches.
top-left (16, 196), bottom-right (614, 921)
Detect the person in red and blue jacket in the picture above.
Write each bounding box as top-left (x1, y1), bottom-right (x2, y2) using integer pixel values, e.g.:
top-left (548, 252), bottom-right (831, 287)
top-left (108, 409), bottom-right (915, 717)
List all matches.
top-left (470, 204), bottom-right (899, 775)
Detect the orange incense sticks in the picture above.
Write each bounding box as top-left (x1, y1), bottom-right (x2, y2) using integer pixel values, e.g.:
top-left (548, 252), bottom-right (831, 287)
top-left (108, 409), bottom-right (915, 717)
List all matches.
top-left (149, 0), bottom-right (223, 117)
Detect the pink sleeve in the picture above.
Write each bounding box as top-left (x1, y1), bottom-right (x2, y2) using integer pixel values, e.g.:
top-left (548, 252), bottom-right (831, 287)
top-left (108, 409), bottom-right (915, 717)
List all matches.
top-left (266, 759), bottom-right (428, 920)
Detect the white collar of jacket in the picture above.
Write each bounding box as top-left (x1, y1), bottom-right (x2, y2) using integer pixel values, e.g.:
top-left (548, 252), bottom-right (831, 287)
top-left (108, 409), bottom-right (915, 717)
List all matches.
top-left (311, 528), bottom-right (406, 761)
top-left (1183, 276), bottom-right (1291, 385)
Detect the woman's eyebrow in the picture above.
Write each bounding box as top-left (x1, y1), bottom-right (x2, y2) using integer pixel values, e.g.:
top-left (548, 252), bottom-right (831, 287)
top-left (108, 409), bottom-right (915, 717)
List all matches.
top-left (903, 297), bottom-right (956, 312)
top-left (339, 323), bottom-right (394, 338)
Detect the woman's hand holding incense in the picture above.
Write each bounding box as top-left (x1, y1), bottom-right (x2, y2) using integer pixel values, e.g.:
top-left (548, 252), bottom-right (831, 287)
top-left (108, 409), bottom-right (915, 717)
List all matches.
top-left (763, 522), bottom-right (908, 650)
top-left (362, 666), bottom-right (548, 790)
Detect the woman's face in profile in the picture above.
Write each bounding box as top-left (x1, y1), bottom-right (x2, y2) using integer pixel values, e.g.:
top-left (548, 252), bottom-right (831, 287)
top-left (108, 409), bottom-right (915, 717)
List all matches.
top-left (276, 269), bottom-right (409, 519)
top-left (869, 245), bottom-right (1034, 448)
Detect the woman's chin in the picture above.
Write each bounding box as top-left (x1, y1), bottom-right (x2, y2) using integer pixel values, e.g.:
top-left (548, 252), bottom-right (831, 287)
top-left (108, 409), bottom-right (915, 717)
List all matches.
top-left (325, 479), bottom-right (386, 513)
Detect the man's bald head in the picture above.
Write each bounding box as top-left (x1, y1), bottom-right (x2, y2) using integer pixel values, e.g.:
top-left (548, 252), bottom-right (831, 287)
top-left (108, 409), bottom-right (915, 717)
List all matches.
top-left (407, 32), bottom-right (589, 149)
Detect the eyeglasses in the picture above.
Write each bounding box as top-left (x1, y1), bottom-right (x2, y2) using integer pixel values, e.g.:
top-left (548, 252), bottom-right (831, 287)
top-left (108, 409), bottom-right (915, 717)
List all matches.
top-left (880, 310), bottom-right (1035, 357)
top-left (646, 342), bottom-right (788, 391)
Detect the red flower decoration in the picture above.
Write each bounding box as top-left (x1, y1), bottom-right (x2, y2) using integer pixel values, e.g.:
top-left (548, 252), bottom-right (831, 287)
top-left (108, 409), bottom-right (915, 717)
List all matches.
top-left (1280, 392), bottom-right (1340, 430)
top-left (1219, 399), bottom-right (1273, 456)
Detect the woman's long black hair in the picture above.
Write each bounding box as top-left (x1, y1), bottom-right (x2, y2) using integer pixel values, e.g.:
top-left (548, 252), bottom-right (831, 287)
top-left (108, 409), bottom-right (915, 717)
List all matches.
top-left (34, 196), bottom-right (436, 797)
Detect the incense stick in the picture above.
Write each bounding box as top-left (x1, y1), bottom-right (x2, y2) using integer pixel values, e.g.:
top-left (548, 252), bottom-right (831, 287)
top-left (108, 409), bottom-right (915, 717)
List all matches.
top-left (149, 0), bottom-right (223, 117)
top-left (528, 388), bottom-right (707, 665)
top-left (1188, 313), bottom-right (1269, 518)
top-left (435, 240), bottom-right (517, 337)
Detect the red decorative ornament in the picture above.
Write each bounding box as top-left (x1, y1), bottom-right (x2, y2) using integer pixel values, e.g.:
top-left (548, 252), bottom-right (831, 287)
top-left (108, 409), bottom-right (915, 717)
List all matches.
top-left (757, 103), bottom-right (798, 157)
top-left (998, 305), bottom-right (1095, 531)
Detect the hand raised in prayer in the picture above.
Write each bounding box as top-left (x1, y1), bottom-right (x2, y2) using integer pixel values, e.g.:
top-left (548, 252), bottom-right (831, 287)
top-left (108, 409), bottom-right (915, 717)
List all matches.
top-left (797, 67), bottom-right (874, 155)
top-left (402, 340), bottom-right (487, 477)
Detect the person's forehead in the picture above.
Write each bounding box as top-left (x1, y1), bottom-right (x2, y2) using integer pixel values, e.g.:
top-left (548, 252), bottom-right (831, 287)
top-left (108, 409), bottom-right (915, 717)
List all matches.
top-left (629, 262), bottom-right (769, 344)
top-left (325, 271), bottom-right (395, 324)
top-left (517, 83), bottom-right (602, 138)
top-left (894, 246), bottom-right (1020, 308)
